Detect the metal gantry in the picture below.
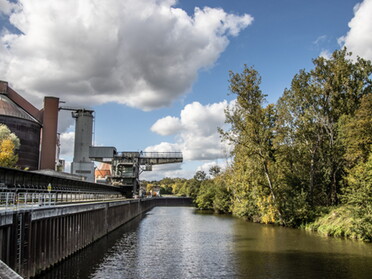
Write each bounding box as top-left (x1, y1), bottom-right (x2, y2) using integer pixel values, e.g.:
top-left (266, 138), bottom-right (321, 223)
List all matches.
top-left (90, 148), bottom-right (183, 196)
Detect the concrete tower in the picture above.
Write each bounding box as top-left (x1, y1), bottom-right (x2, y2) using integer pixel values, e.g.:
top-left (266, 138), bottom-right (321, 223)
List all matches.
top-left (71, 109), bottom-right (95, 182)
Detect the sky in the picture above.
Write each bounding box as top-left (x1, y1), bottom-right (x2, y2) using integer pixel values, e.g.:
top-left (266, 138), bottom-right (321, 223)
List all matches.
top-left (1, 0), bottom-right (371, 180)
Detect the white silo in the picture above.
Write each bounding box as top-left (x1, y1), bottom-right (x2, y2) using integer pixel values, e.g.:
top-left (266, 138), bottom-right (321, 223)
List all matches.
top-left (71, 109), bottom-right (95, 182)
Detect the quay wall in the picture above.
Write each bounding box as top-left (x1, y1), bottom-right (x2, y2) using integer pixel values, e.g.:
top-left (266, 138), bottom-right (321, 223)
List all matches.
top-left (0, 197), bottom-right (192, 278)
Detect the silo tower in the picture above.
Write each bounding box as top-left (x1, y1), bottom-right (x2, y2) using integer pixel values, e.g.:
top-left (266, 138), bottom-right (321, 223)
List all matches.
top-left (70, 109), bottom-right (95, 182)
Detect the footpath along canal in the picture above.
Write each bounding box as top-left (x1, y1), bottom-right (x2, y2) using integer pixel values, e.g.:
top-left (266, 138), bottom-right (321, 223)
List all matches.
top-left (37, 206), bottom-right (372, 279)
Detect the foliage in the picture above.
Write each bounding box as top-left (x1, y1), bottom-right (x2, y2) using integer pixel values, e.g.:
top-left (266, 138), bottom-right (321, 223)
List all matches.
top-left (277, 48), bottom-right (372, 206)
top-left (195, 179), bottom-right (215, 210)
top-left (339, 93), bottom-right (372, 241)
top-left (209, 165), bottom-right (221, 178)
top-left (212, 171), bottom-right (233, 213)
top-left (219, 65), bottom-right (285, 223)
top-left (305, 204), bottom-right (371, 241)
top-left (160, 186), bottom-right (173, 195)
top-left (256, 195), bottom-right (276, 224)
top-left (0, 124), bottom-right (20, 168)
top-left (194, 169), bottom-right (233, 213)
top-left (339, 93), bottom-right (372, 167)
top-left (143, 48), bottom-right (372, 241)
top-left (305, 206), bottom-right (359, 239)
top-left (194, 170), bottom-right (207, 181)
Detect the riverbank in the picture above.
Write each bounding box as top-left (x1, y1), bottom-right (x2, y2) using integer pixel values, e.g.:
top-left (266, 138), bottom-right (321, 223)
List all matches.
top-left (304, 205), bottom-right (371, 242)
top-left (194, 201), bottom-right (372, 242)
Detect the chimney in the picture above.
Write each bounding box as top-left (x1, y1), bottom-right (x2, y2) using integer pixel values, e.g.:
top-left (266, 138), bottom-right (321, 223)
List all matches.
top-left (39, 97), bottom-right (59, 170)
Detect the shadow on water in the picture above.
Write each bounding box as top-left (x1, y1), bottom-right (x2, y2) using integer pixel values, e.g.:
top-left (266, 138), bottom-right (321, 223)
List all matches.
top-left (232, 219), bottom-right (372, 279)
top-left (234, 249), bottom-right (372, 279)
top-left (35, 213), bottom-right (147, 279)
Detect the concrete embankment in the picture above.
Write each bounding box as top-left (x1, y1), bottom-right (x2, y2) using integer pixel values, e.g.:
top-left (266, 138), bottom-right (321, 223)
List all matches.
top-left (0, 197), bottom-right (192, 278)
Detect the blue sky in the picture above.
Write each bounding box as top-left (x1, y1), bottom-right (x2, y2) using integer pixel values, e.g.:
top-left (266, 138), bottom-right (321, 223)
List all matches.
top-left (1, 0), bottom-right (371, 179)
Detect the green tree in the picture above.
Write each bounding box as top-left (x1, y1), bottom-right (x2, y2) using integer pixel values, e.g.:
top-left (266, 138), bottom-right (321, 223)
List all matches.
top-left (339, 93), bottom-right (372, 240)
top-left (220, 65), bottom-right (283, 223)
top-left (212, 169), bottom-right (233, 214)
top-left (339, 93), bottom-right (372, 168)
top-left (209, 165), bottom-right (221, 178)
top-left (277, 48), bottom-right (372, 206)
top-left (196, 179), bottom-right (216, 210)
top-left (194, 170), bottom-right (207, 181)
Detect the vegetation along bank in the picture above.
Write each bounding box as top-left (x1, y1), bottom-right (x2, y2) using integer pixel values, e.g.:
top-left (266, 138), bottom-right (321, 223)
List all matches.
top-left (143, 48), bottom-right (372, 242)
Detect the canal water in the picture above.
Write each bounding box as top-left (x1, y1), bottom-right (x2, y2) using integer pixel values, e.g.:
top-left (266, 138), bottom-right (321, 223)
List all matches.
top-left (37, 206), bottom-right (372, 279)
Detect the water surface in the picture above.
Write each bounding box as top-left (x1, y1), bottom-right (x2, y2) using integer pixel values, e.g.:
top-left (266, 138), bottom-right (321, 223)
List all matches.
top-left (37, 206), bottom-right (372, 279)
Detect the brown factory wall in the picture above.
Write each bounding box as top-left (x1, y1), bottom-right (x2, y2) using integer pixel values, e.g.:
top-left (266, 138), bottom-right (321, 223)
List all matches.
top-left (0, 197), bottom-right (192, 278)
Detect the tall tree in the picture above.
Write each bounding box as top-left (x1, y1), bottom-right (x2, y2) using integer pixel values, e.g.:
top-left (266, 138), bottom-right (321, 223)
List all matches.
top-left (340, 93), bottom-right (372, 240)
top-left (277, 48), bottom-right (372, 206)
top-left (220, 65), bottom-right (283, 222)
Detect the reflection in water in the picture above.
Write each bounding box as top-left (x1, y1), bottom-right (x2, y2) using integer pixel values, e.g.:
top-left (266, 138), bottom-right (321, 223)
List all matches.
top-left (233, 220), bottom-right (372, 279)
top-left (37, 207), bottom-right (372, 279)
top-left (91, 207), bottom-right (239, 279)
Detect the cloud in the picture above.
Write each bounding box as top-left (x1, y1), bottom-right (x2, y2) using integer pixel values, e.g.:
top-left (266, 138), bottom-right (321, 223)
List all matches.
top-left (59, 131), bottom-right (74, 158)
top-left (319, 49), bottom-right (331, 59)
top-left (148, 100), bottom-right (231, 161)
top-left (141, 163), bottom-right (194, 180)
top-left (150, 116), bottom-right (182, 136)
top-left (313, 35), bottom-right (327, 46)
top-left (0, 0), bottom-right (253, 110)
top-left (0, 0), bottom-right (19, 15)
top-left (339, 0), bottom-right (372, 60)
top-left (144, 141), bottom-right (180, 153)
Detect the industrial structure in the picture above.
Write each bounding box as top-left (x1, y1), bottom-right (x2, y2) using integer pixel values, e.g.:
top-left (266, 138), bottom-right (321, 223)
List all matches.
top-left (0, 81), bottom-right (60, 171)
top-left (90, 148), bottom-right (183, 196)
top-left (59, 108), bottom-right (96, 182)
top-left (0, 81), bottom-right (186, 279)
top-left (0, 80), bottom-right (183, 196)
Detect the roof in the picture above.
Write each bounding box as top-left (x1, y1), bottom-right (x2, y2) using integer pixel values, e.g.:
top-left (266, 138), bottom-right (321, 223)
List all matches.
top-left (95, 163), bottom-right (112, 178)
top-left (0, 94), bottom-right (40, 124)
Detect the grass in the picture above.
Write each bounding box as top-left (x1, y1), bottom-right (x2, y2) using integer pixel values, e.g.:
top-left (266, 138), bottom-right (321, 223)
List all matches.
top-left (305, 205), bottom-right (370, 241)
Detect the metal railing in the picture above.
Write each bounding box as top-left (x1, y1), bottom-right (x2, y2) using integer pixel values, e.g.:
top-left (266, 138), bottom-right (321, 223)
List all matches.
top-left (140, 152), bottom-right (183, 158)
top-left (0, 166), bottom-right (125, 212)
top-left (115, 151), bottom-right (183, 158)
top-left (0, 190), bottom-right (123, 212)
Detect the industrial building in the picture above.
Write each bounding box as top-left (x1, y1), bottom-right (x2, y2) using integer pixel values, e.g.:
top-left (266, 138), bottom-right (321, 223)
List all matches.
top-left (0, 80), bottom-right (183, 196)
top-left (0, 80), bottom-right (59, 171)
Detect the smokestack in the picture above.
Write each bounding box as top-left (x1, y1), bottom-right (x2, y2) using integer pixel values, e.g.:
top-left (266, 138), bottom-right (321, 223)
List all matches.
top-left (39, 97), bottom-right (59, 170)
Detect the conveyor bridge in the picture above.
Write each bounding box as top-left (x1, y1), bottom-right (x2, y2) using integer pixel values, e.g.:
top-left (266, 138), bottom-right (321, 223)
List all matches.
top-left (89, 147), bottom-right (183, 196)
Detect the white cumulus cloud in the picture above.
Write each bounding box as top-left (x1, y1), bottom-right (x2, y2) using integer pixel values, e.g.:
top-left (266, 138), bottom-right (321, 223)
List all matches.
top-left (150, 116), bottom-right (182, 136)
top-left (59, 131), bottom-right (75, 158)
top-left (148, 100), bottom-right (231, 161)
top-left (0, 0), bottom-right (253, 110)
top-left (144, 141), bottom-right (180, 153)
top-left (339, 0), bottom-right (372, 60)
top-left (0, 0), bottom-right (19, 15)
